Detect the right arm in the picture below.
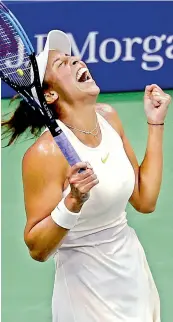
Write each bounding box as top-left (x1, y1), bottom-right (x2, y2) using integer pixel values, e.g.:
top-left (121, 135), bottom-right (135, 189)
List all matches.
top-left (23, 132), bottom-right (98, 262)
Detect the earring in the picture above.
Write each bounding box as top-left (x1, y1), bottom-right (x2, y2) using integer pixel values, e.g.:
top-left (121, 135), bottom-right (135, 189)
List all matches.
top-left (50, 91), bottom-right (58, 100)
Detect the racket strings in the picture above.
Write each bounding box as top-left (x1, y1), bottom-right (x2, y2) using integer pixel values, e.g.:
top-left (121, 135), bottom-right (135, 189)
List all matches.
top-left (0, 10), bottom-right (31, 87)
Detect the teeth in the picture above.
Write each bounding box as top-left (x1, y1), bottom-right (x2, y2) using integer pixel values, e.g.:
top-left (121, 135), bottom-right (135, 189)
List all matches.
top-left (76, 67), bottom-right (90, 81)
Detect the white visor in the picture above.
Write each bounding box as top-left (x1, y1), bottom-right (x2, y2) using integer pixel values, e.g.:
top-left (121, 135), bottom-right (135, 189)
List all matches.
top-left (31, 30), bottom-right (71, 102)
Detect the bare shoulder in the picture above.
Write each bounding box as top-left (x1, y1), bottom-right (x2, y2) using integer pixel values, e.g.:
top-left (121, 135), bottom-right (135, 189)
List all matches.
top-left (22, 130), bottom-right (68, 182)
top-left (96, 103), bottom-right (123, 137)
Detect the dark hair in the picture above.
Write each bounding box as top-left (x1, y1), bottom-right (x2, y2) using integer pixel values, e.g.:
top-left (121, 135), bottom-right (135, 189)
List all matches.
top-left (1, 85), bottom-right (58, 146)
top-left (1, 96), bottom-right (46, 146)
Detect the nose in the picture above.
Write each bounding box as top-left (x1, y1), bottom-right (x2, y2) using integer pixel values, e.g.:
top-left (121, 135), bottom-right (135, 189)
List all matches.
top-left (62, 55), bottom-right (70, 63)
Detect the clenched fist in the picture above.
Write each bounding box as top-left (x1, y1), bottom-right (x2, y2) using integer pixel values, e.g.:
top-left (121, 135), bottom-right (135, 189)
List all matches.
top-left (144, 84), bottom-right (171, 124)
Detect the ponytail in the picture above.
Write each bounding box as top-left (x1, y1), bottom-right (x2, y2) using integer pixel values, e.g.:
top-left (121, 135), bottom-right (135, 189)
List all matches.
top-left (1, 96), bottom-right (46, 146)
top-left (1, 80), bottom-right (59, 146)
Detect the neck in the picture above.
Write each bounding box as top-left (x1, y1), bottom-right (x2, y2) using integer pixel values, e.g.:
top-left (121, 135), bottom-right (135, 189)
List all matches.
top-left (58, 101), bottom-right (98, 131)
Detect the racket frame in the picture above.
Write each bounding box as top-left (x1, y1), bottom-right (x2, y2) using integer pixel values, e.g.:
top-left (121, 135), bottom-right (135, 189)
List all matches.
top-left (0, 3), bottom-right (83, 167)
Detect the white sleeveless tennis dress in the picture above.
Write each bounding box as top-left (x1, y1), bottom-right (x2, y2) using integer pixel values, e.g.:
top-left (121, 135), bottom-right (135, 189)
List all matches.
top-left (51, 113), bottom-right (160, 322)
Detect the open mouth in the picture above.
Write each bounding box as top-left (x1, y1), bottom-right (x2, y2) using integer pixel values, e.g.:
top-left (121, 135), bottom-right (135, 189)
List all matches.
top-left (76, 67), bottom-right (92, 83)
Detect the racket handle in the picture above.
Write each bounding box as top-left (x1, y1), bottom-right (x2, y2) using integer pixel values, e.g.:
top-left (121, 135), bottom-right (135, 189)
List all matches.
top-left (54, 132), bottom-right (83, 168)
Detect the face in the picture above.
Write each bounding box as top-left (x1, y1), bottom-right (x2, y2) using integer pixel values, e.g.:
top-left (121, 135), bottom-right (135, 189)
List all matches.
top-left (44, 50), bottom-right (100, 106)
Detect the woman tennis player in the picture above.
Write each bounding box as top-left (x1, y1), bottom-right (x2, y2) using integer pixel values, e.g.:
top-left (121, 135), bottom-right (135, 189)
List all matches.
top-left (2, 30), bottom-right (171, 322)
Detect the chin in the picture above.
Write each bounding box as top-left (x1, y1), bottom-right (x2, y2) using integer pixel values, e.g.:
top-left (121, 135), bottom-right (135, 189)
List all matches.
top-left (74, 78), bottom-right (100, 99)
top-left (85, 80), bottom-right (100, 96)
top-left (89, 83), bottom-right (100, 96)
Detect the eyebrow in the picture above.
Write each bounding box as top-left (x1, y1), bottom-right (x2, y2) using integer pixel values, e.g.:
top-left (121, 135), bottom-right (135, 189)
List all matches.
top-left (52, 57), bottom-right (60, 67)
top-left (52, 54), bottom-right (70, 67)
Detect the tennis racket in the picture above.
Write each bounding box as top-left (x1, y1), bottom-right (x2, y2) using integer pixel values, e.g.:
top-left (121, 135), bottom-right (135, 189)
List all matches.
top-left (0, 2), bottom-right (82, 167)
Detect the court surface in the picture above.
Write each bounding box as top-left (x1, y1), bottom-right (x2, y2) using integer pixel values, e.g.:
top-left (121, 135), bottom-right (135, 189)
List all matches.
top-left (1, 91), bottom-right (173, 322)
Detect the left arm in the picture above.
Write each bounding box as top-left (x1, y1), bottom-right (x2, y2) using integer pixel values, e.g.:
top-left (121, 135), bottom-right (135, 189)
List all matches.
top-left (97, 85), bottom-right (171, 213)
top-left (122, 123), bottom-right (164, 213)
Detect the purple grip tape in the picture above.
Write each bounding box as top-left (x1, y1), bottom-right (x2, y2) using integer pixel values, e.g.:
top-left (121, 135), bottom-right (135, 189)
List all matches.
top-left (54, 132), bottom-right (81, 166)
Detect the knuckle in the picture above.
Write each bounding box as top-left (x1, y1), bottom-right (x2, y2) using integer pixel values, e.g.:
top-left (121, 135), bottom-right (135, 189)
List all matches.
top-left (74, 162), bottom-right (87, 171)
top-left (72, 163), bottom-right (78, 171)
top-left (81, 170), bottom-right (87, 178)
top-left (74, 183), bottom-right (80, 189)
top-left (84, 171), bottom-right (92, 178)
top-left (70, 173), bottom-right (78, 181)
top-left (92, 179), bottom-right (99, 187)
top-left (80, 186), bottom-right (86, 193)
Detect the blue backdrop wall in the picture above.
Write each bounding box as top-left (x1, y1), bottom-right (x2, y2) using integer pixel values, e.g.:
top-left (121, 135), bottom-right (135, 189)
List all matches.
top-left (2, 1), bottom-right (173, 97)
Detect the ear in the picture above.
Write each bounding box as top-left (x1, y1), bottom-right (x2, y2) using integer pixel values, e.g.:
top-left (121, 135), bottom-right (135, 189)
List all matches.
top-left (44, 91), bottom-right (59, 104)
